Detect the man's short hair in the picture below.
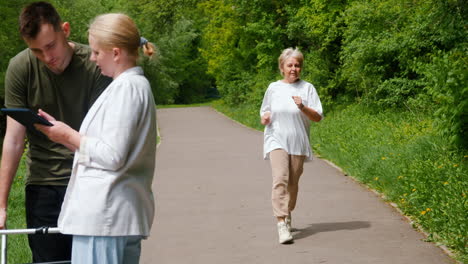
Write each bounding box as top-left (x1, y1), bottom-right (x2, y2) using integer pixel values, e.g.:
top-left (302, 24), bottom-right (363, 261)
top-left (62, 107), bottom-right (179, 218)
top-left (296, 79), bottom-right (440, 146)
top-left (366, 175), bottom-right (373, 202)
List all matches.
top-left (19, 1), bottom-right (62, 39)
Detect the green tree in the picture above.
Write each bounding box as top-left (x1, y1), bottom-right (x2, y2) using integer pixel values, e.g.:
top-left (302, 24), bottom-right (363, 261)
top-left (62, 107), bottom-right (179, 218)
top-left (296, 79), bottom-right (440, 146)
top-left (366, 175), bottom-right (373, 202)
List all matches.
top-left (124, 0), bottom-right (213, 104)
top-left (0, 0), bottom-right (37, 138)
top-left (286, 0), bottom-right (349, 105)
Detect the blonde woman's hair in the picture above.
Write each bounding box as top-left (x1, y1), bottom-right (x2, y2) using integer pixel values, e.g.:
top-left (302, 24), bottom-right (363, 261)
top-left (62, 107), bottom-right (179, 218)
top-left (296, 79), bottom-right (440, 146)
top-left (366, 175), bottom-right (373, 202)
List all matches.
top-left (278, 47), bottom-right (304, 76)
top-left (88, 13), bottom-right (155, 58)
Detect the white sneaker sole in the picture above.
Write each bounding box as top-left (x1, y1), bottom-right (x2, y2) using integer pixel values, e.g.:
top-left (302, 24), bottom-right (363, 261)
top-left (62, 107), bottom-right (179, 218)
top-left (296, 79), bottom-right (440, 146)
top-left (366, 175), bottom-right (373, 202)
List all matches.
top-left (279, 237), bottom-right (294, 244)
top-left (279, 235), bottom-right (293, 244)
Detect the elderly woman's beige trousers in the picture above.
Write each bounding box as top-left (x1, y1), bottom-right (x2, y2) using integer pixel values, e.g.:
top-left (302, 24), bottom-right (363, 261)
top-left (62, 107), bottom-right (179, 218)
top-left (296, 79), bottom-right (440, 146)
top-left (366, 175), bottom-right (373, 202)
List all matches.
top-left (269, 149), bottom-right (306, 217)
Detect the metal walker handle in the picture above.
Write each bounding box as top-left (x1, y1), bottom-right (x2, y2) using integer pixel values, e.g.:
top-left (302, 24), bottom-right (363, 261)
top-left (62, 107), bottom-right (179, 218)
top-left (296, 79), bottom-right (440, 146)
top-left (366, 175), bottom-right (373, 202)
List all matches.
top-left (0, 227), bottom-right (60, 264)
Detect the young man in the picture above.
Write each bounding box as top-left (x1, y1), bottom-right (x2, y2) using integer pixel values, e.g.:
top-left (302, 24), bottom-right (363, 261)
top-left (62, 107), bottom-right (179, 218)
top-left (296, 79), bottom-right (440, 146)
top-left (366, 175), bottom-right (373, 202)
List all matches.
top-left (0, 2), bottom-right (111, 262)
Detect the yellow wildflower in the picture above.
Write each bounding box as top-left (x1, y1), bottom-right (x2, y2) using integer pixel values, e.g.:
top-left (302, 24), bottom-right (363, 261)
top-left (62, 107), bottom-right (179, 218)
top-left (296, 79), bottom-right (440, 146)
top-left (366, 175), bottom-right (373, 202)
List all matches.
top-left (381, 157), bottom-right (387, 160)
top-left (426, 208), bottom-right (431, 211)
top-left (421, 210), bottom-right (427, 215)
top-left (412, 188), bottom-right (416, 192)
top-left (453, 164), bottom-right (459, 168)
top-left (443, 182), bottom-right (449, 185)
top-left (374, 177), bottom-right (379, 181)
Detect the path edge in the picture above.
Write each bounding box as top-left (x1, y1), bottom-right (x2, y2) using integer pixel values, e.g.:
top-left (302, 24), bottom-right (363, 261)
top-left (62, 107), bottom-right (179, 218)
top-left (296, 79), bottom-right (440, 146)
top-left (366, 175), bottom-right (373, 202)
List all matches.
top-left (320, 158), bottom-right (460, 264)
top-left (210, 106), bottom-right (461, 264)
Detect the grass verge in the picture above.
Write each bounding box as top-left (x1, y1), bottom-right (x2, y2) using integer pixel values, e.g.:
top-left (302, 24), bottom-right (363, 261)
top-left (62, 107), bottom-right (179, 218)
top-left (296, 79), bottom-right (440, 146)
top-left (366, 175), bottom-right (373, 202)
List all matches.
top-left (4, 154), bottom-right (31, 263)
top-left (212, 100), bottom-right (467, 263)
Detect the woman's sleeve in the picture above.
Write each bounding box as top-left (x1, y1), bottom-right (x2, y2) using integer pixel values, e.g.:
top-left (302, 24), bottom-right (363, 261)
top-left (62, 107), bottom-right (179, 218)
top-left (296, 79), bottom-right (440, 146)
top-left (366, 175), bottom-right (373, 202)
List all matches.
top-left (260, 85), bottom-right (272, 116)
top-left (308, 84), bottom-right (324, 118)
top-left (76, 78), bottom-right (151, 171)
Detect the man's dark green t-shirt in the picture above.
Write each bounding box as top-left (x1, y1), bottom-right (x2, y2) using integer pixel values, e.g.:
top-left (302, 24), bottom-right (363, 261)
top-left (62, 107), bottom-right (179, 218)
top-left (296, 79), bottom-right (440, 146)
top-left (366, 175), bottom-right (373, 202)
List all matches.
top-left (4, 42), bottom-right (111, 186)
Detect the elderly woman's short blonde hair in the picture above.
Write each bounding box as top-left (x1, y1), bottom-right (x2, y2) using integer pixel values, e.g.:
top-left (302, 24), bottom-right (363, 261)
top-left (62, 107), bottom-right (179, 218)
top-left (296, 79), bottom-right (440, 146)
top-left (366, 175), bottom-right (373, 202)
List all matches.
top-left (278, 47), bottom-right (304, 76)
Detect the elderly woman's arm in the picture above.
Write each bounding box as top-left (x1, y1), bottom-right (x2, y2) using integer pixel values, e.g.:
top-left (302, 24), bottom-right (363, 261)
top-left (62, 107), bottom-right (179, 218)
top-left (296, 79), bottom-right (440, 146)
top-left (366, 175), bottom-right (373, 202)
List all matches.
top-left (292, 96), bottom-right (322, 122)
top-left (299, 105), bottom-right (322, 122)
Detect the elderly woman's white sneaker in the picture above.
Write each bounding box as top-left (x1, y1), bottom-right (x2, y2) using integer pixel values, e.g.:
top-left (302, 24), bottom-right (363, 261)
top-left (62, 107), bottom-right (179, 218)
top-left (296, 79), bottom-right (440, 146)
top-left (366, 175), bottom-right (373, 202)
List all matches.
top-left (277, 221), bottom-right (293, 244)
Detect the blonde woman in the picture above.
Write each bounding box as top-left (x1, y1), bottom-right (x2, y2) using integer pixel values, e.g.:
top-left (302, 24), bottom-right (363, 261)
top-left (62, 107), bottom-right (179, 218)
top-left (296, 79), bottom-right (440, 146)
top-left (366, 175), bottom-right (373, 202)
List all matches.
top-left (36, 13), bottom-right (157, 263)
top-left (260, 48), bottom-right (323, 244)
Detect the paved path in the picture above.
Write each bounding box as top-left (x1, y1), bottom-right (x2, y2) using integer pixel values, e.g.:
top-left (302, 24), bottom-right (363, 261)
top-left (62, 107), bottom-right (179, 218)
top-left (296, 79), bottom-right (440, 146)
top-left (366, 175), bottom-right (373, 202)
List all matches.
top-left (141, 107), bottom-right (453, 264)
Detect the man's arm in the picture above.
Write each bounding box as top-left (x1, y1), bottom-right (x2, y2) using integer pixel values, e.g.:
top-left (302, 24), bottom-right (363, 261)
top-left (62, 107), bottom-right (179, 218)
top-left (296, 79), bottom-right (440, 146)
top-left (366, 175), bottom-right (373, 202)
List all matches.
top-left (0, 117), bottom-right (26, 229)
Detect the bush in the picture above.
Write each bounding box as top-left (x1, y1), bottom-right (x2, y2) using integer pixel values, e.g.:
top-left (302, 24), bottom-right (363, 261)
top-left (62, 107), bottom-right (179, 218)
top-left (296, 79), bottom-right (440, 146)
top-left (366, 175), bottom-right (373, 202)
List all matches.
top-left (420, 48), bottom-right (468, 149)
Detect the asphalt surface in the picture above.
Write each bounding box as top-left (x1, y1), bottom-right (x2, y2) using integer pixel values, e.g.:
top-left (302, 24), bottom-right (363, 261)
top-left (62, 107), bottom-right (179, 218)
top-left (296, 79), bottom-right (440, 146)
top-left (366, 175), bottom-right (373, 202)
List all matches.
top-left (140, 107), bottom-right (454, 264)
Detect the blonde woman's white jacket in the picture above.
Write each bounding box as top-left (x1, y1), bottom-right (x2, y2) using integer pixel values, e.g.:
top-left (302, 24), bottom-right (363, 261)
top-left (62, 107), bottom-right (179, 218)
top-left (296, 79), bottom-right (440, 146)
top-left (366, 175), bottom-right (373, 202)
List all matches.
top-left (58, 67), bottom-right (157, 236)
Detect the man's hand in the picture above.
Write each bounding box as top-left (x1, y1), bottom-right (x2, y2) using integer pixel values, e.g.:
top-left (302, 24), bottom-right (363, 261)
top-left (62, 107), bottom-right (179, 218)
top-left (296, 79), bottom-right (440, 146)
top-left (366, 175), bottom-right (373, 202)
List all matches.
top-left (0, 208), bottom-right (6, 229)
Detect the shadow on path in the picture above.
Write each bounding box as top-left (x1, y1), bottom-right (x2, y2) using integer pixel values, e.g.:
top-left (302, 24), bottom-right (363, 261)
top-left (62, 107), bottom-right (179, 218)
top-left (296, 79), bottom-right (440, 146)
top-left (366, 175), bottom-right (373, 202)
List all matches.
top-left (293, 221), bottom-right (371, 240)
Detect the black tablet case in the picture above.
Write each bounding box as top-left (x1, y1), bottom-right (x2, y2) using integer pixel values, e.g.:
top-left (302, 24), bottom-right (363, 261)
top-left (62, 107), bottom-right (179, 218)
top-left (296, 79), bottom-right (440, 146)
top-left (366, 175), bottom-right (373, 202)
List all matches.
top-left (1, 108), bottom-right (53, 137)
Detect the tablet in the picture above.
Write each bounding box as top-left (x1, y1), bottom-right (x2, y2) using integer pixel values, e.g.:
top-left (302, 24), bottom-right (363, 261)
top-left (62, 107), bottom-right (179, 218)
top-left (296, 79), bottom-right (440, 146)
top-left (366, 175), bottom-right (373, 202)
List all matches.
top-left (1, 108), bottom-right (53, 132)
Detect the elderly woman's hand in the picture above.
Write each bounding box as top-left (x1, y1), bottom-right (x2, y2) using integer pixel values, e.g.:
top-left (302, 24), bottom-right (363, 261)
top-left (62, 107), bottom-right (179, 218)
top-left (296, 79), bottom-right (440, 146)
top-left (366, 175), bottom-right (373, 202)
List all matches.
top-left (261, 111), bottom-right (272, 125)
top-left (292, 96), bottom-right (304, 110)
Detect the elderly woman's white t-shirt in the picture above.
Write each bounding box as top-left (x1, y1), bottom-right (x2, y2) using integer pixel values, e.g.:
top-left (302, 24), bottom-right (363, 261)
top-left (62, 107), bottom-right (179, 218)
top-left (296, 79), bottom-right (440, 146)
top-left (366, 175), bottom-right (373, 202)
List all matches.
top-left (260, 79), bottom-right (323, 160)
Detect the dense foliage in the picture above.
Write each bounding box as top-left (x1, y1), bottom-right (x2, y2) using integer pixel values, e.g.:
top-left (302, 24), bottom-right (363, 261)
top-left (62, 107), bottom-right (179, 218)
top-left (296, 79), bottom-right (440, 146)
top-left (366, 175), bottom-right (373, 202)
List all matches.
top-left (1, 0), bottom-right (466, 148)
top-left (197, 0), bottom-right (467, 150)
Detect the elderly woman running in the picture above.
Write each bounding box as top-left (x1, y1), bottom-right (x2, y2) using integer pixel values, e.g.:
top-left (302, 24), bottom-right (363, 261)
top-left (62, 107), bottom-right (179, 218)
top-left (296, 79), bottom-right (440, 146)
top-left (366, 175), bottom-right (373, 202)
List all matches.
top-left (260, 47), bottom-right (323, 244)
